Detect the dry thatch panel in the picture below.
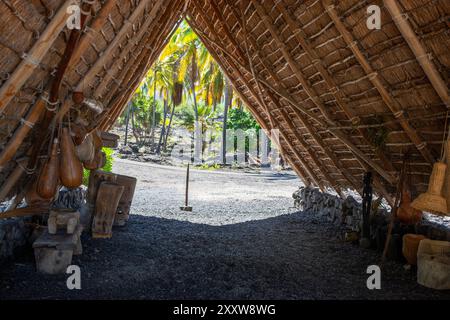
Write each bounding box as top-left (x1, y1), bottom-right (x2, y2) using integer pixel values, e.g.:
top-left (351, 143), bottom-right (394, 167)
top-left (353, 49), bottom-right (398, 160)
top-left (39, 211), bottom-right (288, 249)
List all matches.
top-left (0, 0), bottom-right (448, 207)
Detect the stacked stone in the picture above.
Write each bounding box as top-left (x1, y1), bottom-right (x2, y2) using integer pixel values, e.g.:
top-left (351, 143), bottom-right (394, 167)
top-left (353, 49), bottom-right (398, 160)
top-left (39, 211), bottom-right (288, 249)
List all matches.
top-left (0, 218), bottom-right (32, 261)
top-left (293, 186), bottom-right (374, 232)
top-left (293, 186), bottom-right (450, 243)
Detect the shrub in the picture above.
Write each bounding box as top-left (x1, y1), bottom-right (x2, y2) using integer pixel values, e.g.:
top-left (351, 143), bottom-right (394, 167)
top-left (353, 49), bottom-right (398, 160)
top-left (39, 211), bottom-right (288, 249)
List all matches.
top-left (82, 147), bottom-right (114, 186)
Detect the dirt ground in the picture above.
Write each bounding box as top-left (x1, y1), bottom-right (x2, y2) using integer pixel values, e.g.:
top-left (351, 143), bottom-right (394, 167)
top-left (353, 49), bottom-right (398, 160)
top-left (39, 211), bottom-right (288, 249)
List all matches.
top-left (1, 159), bottom-right (449, 300)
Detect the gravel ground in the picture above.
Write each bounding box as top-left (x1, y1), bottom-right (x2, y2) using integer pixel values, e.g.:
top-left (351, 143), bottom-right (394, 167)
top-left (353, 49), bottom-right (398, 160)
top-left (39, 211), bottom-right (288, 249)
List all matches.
top-left (1, 159), bottom-right (449, 300)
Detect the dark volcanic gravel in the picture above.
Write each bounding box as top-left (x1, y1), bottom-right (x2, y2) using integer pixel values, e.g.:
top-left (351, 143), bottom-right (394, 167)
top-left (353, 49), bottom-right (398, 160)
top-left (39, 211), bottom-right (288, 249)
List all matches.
top-left (1, 159), bottom-right (449, 300)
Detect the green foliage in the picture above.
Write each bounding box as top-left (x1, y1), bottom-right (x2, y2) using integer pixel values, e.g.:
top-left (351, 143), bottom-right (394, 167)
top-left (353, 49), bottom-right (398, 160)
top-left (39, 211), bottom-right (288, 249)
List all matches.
top-left (196, 163), bottom-right (221, 170)
top-left (227, 108), bottom-right (260, 131)
top-left (82, 148), bottom-right (114, 186)
top-left (115, 19), bottom-right (259, 153)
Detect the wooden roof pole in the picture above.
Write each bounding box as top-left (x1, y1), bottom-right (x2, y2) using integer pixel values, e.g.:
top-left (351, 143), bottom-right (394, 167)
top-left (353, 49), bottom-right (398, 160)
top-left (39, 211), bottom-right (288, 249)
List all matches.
top-left (187, 12), bottom-right (322, 188)
top-left (64, 0), bottom-right (117, 78)
top-left (258, 75), bottom-right (397, 185)
top-left (56, 0), bottom-right (153, 122)
top-left (194, 18), bottom-right (395, 185)
top-left (191, 0), bottom-right (335, 190)
top-left (0, 0), bottom-right (75, 114)
top-left (97, 0), bottom-right (180, 116)
top-left (323, 1), bottom-right (435, 164)
top-left (206, 0), bottom-right (247, 64)
top-left (384, 0), bottom-right (449, 108)
top-left (274, 0), bottom-right (396, 174)
top-left (280, 108), bottom-right (343, 195)
top-left (100, 7), bottom-right (183, 130)
top-left (93, 0), bottom-right (167, 98)
top-left (75, 0), bottom-right (152, 93)
top-left (0, 1), bottom-right (93, 172)
top-left (250, 0), bottom-right (333, 121)
top-left (223, 0), bottom-right (358, 191)
top-left (0, 0), bottom-right (116, 167)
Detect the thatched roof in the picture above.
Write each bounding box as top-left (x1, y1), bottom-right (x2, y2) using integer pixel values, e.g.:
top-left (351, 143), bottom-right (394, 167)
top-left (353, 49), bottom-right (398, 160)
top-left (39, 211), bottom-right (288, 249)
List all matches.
top-left (0, 0), bottom-right (449, 205)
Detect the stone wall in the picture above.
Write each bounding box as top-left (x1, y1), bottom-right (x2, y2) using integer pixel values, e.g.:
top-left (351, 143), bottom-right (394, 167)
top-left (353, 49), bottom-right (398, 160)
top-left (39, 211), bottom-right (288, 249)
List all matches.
top-left (292, 186), bottom-right (387, 233)
top-left (0, 217), bottom-right (32, 262)
top-left (0, 187), bottom-right (85, 264)
top-left (293, 186), bottom-right (450, 249)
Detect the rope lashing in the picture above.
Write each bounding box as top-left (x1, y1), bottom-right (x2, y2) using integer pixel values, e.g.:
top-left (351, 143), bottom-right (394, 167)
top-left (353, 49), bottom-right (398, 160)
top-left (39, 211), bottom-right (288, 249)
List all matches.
top-left (17, 160), bottom-right (35, 175)
top-left (41, 93), bottom-right (60, 112)
top-left (393, 110), bottom-right (404, 119)
top-left (416, 142), bottom-right (427, 150)
top-left (368, 72), bottom-right (378, 81)
top-left (21, 53), bottom-right (40, 67)
top-left (20, 118), bottom-right (35, 129)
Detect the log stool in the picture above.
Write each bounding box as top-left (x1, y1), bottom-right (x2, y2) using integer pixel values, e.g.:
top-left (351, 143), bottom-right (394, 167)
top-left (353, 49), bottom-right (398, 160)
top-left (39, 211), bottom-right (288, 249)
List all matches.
top-left (48, 208), bottom-right (80, 235)
top-left (114, 174), bottom-right (137, 227)
top-left (92, 182), bottom-right (124, 238)
top-left (82, 170), bottom-right (118, 230)
top-left (33, 224), bottom-right (83, 274)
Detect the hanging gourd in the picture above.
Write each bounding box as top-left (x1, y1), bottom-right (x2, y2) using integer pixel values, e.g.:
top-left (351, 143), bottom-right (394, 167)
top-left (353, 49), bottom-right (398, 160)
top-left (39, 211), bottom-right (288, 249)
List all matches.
top-left (411, 162), bottom-right (448, 216)
top-left (76, 133), bottom-right (95, 162)
top-left (37, 138), bottom-right (60, 199)
top-left (444, 141), bottom-right (450, 212)
top-left (397, 188), bottom-right (423, 224)
top-left (60, 127), bottom-right (83, 188)
top-left (397, 165), bottom-right (422, 224)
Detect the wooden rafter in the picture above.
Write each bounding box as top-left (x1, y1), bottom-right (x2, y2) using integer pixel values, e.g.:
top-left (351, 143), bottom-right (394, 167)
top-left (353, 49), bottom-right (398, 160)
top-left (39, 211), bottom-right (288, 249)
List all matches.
top-left (384, 0), bottom-right (449, 109)
top-left (274, 0), bottom-right (397, 174)
top-left (323, 0), bottom-right (435, 164)
top-left (187, 7), bottom-right (323, 188)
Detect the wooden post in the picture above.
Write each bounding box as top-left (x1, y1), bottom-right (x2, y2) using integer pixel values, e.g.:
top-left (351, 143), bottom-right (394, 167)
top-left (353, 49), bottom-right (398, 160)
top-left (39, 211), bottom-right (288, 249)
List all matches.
top-left (114, 174), bottom-right (137, 226)
top-left (185, 163), bottom-right (190, 207)
top-left (92, 182), bottom-right (124, 239)
top-left (361, 172), bottom-right (373, 244)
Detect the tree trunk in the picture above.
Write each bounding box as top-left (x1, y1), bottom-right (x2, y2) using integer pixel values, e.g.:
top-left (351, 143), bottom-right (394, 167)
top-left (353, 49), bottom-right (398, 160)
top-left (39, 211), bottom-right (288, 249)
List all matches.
top-left (192, 81), bottom-right (199, 123)
top-left (150, 69), bottom-right (157, 150)
top-left (163, 103), bottom-right (176, 152)
top-left (222, 78), bottom-right (232, 164)
top-left (124, 103), bottom-right (131, 146)
top-left (130, 104), bottom-right (141, 145)
top-left (156, 98), bottom-right (168, 155)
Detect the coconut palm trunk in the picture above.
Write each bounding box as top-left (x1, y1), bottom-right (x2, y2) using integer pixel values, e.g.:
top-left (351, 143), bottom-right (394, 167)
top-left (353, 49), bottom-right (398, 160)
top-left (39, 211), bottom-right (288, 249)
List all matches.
top-left (150, 69), bottom-right (157, 150)
top-left (156, 97), bottom-right (168, 155)
top-left (124, 102), bottom-right (131, 146)
top-left (222, 78), bottom-right (232, 164)
top-left (163, 103), bottom-right (176, 152)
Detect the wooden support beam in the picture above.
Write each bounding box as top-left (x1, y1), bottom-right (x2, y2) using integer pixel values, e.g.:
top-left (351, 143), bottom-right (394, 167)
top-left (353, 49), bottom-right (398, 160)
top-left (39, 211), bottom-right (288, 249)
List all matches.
top-left (75, 0), bottom-right (153, 93)
top-left (323, 0), bottom-right (435, 164)
top-left (194, 2), bottom-right (340, 193)
top-left (65, 0), bottom-right (117, 79)
top-left (274, 0), bottom-right (396, 174)
top-left (0, 0), bottom-right (76, 114)
top-left (384, 0), bottom-right (449, 109)
top-left (250, 0), bottom-right (333, 121)
top-left (188, 11), bottom-right (321, 188)
top-left (189, 0), bottom-right (323, 189)
top-left (227, 0), bottom-right (357, 192)
top-left (99, 3), bottom-right (183, 130)
top-left (93, 0), bottom-right (167, 98)
top-left (0, 204), bottom-right (49, 220)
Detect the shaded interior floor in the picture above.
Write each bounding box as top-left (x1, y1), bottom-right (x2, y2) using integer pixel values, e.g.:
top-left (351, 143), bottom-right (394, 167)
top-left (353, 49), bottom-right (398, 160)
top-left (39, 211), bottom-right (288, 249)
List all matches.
top-left (1, 160), bottom-right (449, 300)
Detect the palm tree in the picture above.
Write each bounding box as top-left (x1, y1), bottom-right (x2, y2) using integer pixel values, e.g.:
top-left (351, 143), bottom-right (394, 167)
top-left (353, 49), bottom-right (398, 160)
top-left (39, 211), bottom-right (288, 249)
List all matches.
top-left (222, 77), bottom-right (233, 164)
